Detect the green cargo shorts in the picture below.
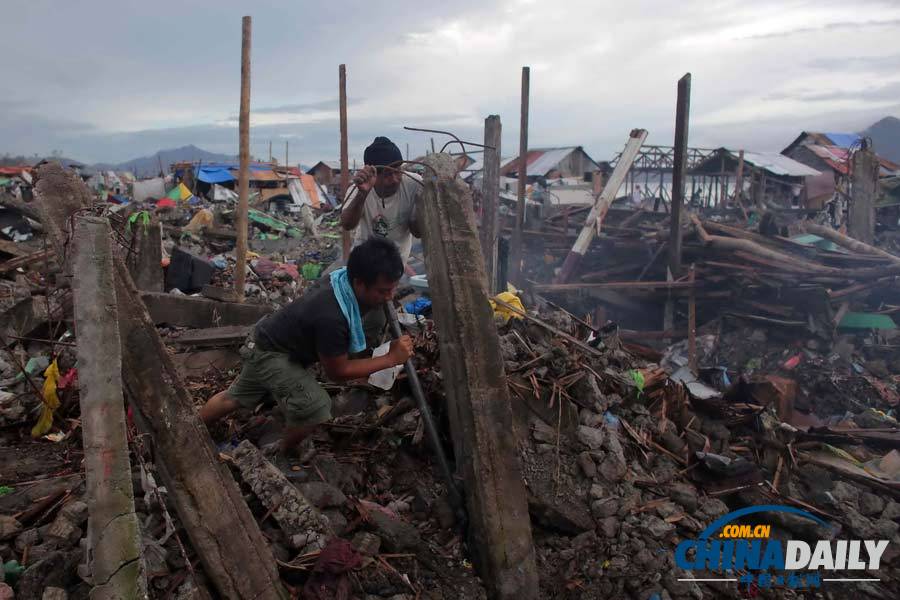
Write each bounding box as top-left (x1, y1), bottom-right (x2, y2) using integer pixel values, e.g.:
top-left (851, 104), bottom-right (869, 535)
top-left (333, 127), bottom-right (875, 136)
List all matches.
top-left (227, 336), bottom-right (332, 428)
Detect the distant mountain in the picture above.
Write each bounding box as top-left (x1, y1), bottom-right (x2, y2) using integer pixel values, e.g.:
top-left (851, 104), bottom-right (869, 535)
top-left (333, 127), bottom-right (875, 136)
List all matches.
top-left (862, 117), bottom-right (900, 164)
top-left (94, 145), bottom-right (238, 177)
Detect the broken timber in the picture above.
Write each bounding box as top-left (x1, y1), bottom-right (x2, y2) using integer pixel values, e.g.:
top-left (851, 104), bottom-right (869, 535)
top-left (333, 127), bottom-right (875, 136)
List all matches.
top-left (555, 129), bottom-right (648, 283)
top-left (800, 222), bottom-right (900, 265)
top-left (668, 73), bottom-right (691, 276)
top-left (113, 258), bottom-right (286, 600)
top-left (72, 216), bottom-right (147, 599)
top-left (140, 292), bottom-right (271, 328)
top-left (419, 153), bottom-right (539, 599)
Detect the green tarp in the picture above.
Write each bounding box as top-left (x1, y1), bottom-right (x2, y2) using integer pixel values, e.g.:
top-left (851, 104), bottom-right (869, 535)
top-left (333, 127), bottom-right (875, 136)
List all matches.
top-left (838, 312), bottom-right (897, 330)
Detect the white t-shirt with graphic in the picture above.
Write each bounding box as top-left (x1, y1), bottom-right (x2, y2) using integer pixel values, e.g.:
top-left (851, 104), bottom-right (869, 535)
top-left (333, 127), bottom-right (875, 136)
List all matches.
top-left (345, 173), bottom-right (421, 263)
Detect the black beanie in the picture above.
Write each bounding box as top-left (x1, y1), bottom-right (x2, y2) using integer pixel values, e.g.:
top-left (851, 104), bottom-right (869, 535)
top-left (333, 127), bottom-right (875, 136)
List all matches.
top-left (364, 136), bottom-right (402, 167)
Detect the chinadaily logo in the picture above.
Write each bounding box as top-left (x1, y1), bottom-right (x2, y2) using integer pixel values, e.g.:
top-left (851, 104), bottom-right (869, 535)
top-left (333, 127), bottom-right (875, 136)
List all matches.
top-left (675, 505), bottom-right (889, 591)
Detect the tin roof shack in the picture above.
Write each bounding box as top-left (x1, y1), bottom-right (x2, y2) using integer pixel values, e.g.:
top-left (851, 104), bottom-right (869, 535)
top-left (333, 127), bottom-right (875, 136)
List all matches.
top-left (690, 148), bottom-right (820, 209)
top-left (782, 135), bottom-right (900, 209)
top-left (500, 146), bottom-right (600, 182)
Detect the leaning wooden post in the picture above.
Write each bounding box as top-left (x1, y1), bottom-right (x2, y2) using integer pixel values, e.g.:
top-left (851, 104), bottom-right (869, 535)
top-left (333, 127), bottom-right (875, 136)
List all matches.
top-left (480, 115), bottom-right (502, 293)
top-left (233, 15), bottom-right (252, 301)
top-left (73, 217), bottom-right (147, 600)
top-left (420, 153), bottom-right (539, 599)
top-left (510, 66), bottom-right (529, 285)
top-left (733, 149), bottom-right (749, 220)
top-left (688, 263), bottom-right (697, 373)
top-left (555, 129), bottom-right (647, 283)
top-left (339, 64), bottom-right (352, 260)
top-left (668, 72), bottom-right (691, 277)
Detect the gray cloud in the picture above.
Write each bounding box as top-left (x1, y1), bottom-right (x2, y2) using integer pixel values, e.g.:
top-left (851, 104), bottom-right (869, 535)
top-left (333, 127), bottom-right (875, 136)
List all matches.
top-left (741, 17), bottom-right (900, 40)
top-left (252, 98), bottom-right (363, 115)
top-left (2, 0), bottom-right (900, 164)
top-left (764, 81), bottom-right (900, 103)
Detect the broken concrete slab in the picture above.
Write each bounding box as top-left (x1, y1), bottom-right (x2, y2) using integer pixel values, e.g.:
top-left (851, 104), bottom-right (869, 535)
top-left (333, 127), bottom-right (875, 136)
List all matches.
top-left (167, 325), bottom-right (251, 348)
top-left (140, 292), bottom-right (271, 328)
top-left (230, 440), bottom-right (332, 554)
top-left (114, 259), bottom-right (286, 600)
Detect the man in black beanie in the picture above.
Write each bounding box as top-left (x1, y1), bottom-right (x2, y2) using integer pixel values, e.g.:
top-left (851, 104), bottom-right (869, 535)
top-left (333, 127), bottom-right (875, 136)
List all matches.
top-left (340, 136), bottom-right (421, 263)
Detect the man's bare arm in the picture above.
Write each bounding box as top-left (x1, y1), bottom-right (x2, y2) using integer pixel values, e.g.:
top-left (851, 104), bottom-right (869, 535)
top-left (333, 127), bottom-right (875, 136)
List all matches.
top-left (340, 165), bottom-right (376, 231)
top-left (319, 335), bottom-right (413, 381)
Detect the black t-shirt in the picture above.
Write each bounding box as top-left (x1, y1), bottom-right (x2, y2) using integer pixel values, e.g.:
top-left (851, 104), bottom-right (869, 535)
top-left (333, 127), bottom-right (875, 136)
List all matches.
top-left (254, 285), bottom-right (350, 365)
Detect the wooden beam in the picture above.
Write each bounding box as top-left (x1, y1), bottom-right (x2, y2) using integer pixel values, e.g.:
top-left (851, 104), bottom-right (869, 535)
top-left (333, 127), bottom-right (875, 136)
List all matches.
top-left (668, 73), bottom-right (691, 276)
top-left (555, 129), bottom-right (648, 282)
top-left (0, 249), bottom-right (54, 274)
top-left (419, 153), bottom-right (538, 599)
top-left (688, 264), bottom-right (697, 373)
top-left (510, 66), bottom-right (530, 285)
top-left (849, 144), bottom-right (879, 244)
top-left (114, 257), bottom-right (286, 600)
top-left (339, 64), bottom-right (351, 260)
top-left (233, 15), bottom-right (252, 301)
top-left (801, 220), bottom-right (900, 264)
top-left (480, 115), bottom-right (502, 293)
top-left (72, 217), bottom-right (147, 599)
top-left (734, 149), bottom-right (748, 220)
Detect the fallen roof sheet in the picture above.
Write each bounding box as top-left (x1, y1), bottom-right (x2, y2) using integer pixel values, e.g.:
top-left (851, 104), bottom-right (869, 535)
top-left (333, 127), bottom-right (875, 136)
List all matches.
top-left (805, 145), bottom-right (900, 176)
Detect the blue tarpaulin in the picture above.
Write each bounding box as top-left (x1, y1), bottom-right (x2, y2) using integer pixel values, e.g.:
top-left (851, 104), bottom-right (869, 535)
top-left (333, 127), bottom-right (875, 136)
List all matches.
top-left (197, 167), bottom-right (236, 184)
top-left (824, 133), bottom-right (862, 149)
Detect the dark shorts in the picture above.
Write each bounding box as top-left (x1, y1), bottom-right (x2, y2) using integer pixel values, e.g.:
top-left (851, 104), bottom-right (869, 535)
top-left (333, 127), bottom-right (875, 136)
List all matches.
top-left (227, 335), bottom-right (332, 428)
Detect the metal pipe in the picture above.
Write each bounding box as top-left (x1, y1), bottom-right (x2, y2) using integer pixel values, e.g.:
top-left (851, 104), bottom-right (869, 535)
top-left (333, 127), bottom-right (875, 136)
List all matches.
top-left (383, 303), bottom-right (466, 526)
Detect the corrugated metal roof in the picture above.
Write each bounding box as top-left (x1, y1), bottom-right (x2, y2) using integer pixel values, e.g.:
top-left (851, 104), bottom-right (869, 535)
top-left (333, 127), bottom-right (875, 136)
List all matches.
top-left (806, 145), bottom-right (851, 175)
top-left (728, 149), bottom-right (820, 177)
top-left (803, 144), bottom-right (899, 176)
top-left (501, 147), bottom-right (580, 177)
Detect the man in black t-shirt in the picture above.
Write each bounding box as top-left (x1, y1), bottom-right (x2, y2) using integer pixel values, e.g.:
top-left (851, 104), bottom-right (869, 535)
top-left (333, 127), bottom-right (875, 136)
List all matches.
top-left (198, 238), bottom-right (413, 455)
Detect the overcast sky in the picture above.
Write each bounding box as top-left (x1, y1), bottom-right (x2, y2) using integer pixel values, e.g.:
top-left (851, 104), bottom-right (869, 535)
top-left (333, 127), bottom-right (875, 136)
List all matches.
top-left (2, 0), bottom-right (900, 165)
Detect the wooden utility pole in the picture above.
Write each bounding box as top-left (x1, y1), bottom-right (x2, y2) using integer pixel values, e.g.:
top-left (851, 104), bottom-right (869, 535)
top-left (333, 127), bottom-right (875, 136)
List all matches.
top-left (688, 264), bottom-right (697, 372)
top-left (668, 73), bottom-right (691, 277)
top-left (268, 140), bottom-right (272, 163)
top-left (849, 142), bottom-right (879, 244)
top-left (233, 15), bottom-right (252, 301)
top-left (480, 115), bottom-right (502, 293)
top-left (339, 64), bottom-right (351, 260)
top-left (285, 141), bottom-right (289, 170)
top-left (510, 66), bottom-right (529, 285)
top-left (419, 153), bottom-right (538, 599)
top-left (734, 149), bottom-right (748, 220)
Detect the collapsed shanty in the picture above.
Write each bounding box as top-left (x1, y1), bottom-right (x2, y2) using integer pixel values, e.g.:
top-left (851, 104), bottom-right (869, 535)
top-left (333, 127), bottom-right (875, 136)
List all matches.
top-left (3, 53), bottom-right (900, 600)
